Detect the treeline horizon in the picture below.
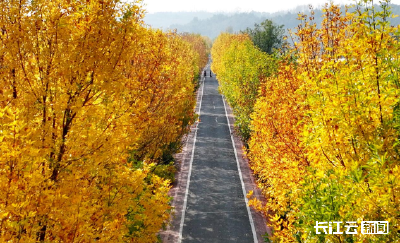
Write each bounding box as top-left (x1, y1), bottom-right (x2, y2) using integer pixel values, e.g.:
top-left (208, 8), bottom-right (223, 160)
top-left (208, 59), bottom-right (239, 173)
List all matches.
top-left (145, 3), bottom-right (400, 39)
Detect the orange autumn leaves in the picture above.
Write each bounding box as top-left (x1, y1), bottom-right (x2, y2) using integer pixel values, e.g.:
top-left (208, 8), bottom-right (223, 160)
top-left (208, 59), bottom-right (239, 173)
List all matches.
top-left (212, 1), bottom-right (400, 242)
top-left (0, 0), bottom-right (208, 242)
top-left (248, 59), bottom-right (309, 240)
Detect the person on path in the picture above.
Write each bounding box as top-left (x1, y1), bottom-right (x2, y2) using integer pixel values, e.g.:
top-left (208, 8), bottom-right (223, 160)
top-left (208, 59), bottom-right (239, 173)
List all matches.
top-left (204, 70), bottom-right (206, 77)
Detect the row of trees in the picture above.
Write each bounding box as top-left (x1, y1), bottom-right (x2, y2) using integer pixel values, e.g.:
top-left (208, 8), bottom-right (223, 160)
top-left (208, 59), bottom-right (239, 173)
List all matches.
top-left (0, 0), bottom-right (208, 242)
top-left (211, 33), bottom-right (276, 142)
top-left (212, 1), bottom-right (399, 242)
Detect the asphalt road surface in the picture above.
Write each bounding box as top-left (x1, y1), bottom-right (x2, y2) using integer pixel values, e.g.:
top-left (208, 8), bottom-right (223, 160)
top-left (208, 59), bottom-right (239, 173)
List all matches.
top-left (180, 67), bottom-right (256, 243)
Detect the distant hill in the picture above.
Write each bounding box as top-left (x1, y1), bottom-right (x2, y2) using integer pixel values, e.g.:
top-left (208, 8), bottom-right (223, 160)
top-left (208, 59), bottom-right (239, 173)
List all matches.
top-left (144, 4), bottom-right (400, 40)
top-left (171, 12), bottom-right (265, 39)
top-left (144, 11), bottom-right (215, 30)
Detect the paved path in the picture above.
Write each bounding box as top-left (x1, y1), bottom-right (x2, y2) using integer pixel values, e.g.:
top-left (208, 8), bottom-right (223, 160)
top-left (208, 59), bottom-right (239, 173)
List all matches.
top-left (160, 63), bottom-right (269, 243)
top-left (180, 66), bottom-right (257, 243)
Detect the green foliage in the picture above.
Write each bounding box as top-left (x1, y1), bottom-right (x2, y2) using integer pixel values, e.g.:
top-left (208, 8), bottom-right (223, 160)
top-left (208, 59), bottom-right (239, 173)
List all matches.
top-left (242, 19), bottom-right (285, 54)
top-left (153, 162), bottom-right (177, 183)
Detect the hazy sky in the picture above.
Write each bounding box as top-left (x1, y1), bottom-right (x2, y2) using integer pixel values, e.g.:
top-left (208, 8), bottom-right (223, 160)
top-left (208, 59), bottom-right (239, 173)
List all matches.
top-left (142, 0), bottom-right (400, 13)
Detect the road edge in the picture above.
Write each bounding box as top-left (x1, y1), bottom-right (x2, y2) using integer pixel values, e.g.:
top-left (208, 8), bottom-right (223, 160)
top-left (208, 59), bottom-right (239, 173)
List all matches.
top-left (221, 94), bottom-right (272, 243)
top-left (159, 64), bottom-right (207, 243)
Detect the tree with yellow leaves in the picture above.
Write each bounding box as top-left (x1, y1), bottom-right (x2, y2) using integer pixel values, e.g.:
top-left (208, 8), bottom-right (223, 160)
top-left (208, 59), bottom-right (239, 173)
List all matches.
top-left (211, 33), bottom-right (276, 141)
top-left (296, 2), bottom-right (400, 242)
top-left (247, 1), bottom-right (400, 242)
top-left (214, 1), bottom-right (400, 242)
top-left (0, 0), bottom-right (207, 242)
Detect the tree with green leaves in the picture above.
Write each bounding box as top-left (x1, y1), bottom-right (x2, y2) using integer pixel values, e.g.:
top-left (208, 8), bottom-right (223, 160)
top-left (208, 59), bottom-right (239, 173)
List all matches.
top-left (242, 19), bottom-right (284, 54)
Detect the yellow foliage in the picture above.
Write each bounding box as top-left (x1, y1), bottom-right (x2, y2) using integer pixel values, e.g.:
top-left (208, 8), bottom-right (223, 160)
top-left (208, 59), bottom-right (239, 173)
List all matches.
top-left (0, 0), bottom-right (206, 241)
top-left (211, 33), bottom-right (276, 141)
top-left (248, 58), bottom-right (308, 241)
top-left (214, 2), bottom-right (400, 242)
